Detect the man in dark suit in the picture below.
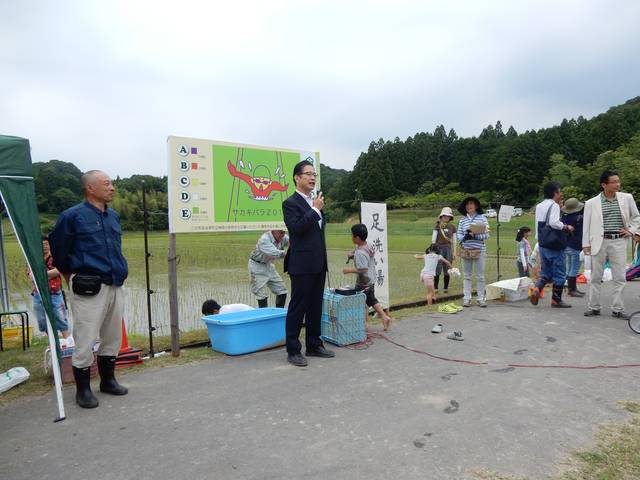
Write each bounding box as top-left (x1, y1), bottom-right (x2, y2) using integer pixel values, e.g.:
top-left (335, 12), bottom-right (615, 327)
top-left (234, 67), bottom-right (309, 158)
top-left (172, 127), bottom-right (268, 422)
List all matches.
top-left (282, 160), bottom-right (335, 366)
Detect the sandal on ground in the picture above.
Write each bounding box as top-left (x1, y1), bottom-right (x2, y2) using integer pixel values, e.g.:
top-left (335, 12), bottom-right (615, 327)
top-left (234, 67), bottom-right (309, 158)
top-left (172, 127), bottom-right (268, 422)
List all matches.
top-left (446, 331), bottom-right (464, 341)
top-left (431, 323), bottom-right (443, 333)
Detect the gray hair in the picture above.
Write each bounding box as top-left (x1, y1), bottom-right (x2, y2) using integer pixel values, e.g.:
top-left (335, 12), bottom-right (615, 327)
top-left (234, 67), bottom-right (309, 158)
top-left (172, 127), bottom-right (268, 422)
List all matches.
top-left (80, 170), bottom-right (105, 191)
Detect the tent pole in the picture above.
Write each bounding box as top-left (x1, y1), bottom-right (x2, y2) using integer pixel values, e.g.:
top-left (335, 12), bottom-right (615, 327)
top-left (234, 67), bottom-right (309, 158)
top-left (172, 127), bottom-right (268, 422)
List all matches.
top-left (0, 208), bottom-right (10, 311)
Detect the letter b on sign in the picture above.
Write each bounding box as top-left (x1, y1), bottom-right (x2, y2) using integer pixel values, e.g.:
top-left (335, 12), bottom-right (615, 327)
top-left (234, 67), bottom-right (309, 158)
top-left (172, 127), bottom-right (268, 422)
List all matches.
top-left (179, 160), bottom-right (190, 172)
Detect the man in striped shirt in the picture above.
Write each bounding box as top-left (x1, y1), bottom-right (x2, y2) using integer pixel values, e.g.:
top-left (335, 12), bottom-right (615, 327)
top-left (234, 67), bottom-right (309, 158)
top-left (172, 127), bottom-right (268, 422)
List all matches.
top-left (583, 170), bottom-right (640, 319)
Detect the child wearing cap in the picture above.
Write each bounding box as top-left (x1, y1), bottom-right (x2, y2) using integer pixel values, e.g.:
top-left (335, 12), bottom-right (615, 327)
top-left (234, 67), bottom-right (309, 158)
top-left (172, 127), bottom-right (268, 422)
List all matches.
top-left (432, 207), bottom-right (457, 295)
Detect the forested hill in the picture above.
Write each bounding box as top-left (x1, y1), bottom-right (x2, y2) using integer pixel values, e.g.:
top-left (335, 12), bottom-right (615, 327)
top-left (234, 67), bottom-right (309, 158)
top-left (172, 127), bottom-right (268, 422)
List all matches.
top-left (31, 161), bottom-right (347, 230)
top-left (29, 96), bottom-right (640, 229)
top-left (327, 96), bottom-right (640, 209)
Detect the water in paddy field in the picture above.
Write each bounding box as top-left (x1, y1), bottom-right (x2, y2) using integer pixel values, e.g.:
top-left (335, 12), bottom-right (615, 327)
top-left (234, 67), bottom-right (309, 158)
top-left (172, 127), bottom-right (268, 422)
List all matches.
top-left (121, 249), bottom-right (483, 335)
top-left (4, 228), bottom-right (523, 337)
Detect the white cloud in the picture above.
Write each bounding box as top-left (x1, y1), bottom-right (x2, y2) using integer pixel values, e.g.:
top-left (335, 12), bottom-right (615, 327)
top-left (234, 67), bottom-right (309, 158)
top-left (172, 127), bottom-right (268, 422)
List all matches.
top-left (1, 0), bottom-right (639, 176)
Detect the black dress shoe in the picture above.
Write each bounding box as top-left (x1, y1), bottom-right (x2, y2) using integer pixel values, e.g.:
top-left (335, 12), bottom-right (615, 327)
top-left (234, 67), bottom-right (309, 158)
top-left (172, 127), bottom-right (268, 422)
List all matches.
top-left (287, 353), bottom-right (308, 367)
top-left (305, 346), bottom-right (335, 358)
top-left (584, 309), bottom-right (600, 317)
top-left (612, 311), bottom-right (630, 320)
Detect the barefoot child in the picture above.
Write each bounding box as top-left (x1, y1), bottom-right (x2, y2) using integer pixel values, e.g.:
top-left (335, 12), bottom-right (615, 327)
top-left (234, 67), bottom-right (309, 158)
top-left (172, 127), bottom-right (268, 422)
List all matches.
top-left (343, 224), bottom-right (393, 330)
top-left (415, 245), bottom-right (453, 305)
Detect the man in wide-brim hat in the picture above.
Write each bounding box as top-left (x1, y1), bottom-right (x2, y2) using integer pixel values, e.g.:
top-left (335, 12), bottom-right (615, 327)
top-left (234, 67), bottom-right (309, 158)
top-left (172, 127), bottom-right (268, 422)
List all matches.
top-left (561, 198), bottom-right (585, 297)
top-left (561, 198), bottom-right (584, 215)
top-left (431, 207), bottom-right (457, 294)
top-left (457, 196), bottom-right (483, 216)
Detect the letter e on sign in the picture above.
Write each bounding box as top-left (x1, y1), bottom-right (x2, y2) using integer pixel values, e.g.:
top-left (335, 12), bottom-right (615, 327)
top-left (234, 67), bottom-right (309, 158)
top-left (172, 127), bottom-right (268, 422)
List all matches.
top-left (180, 208), bottom-right (192, 220)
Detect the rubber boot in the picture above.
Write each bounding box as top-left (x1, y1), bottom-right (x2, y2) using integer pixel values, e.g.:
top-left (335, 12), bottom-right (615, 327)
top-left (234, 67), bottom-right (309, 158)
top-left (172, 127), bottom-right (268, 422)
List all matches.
top-left (72, 365), bottom-right (99, 409)
top-left (97, 356), bottom-right (128, 395)
top-left (257, 298), bottom-right (268, 308)
top-left (275, 293), bottom-right (287, 308)
top-left (567, 276), bottom-right (585, 297)
top-left (551, 285), bottom-right (571, 308)
top-left (530, 278), bottom-right (545, 306)
top-left (443, 274), bottom-right (450, 292)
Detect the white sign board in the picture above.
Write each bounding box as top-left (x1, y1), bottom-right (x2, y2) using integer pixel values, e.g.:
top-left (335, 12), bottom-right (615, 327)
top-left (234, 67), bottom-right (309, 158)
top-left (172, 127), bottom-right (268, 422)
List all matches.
top-left (360, 202), bottom-right (389, 308)
top-left (498, 205), bottom-right (514, 223)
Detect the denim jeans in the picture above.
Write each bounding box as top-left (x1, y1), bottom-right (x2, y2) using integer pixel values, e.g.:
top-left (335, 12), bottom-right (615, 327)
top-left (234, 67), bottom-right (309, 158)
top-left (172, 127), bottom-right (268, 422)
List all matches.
top-left (564, 247), bottom-right (581, 277)
top-left (538, 247), bottom-right (566, 287)
top-left (462, 255), bottom-right (486, 301)
top-left (517, 261), bottom-right (529, 277)
top-left (32, 290), bottom-right (69, 333)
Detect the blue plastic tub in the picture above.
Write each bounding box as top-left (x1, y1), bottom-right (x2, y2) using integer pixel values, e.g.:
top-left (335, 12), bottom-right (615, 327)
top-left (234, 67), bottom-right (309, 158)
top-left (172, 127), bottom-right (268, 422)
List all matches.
top-left (201, 307), bottom-right (286, 355)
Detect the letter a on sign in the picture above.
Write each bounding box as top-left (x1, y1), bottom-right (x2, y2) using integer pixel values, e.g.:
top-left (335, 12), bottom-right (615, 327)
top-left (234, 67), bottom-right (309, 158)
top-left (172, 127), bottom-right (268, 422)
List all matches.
top-left (177, 144), bottom-right (189, 156)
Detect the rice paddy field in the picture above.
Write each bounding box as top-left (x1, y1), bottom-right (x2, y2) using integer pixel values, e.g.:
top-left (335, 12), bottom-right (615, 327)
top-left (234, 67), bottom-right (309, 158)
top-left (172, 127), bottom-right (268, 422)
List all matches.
top-left (2, 210), bottom-right (537, 335)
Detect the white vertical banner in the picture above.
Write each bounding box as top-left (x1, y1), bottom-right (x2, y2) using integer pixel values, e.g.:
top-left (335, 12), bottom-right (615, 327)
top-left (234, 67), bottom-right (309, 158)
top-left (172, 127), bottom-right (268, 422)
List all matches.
top-left (360, 202), bottom-right (389, 308)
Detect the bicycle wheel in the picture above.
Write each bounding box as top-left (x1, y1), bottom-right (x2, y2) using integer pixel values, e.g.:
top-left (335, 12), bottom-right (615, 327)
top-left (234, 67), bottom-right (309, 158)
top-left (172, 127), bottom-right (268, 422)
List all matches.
top-left (628, 311), bottom-right (640, 334)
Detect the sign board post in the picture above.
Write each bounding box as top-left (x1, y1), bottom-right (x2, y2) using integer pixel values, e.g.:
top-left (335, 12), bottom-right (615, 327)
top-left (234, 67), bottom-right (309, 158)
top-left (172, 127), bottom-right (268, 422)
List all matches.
top-left (360, 202), bottom-right (389, 309)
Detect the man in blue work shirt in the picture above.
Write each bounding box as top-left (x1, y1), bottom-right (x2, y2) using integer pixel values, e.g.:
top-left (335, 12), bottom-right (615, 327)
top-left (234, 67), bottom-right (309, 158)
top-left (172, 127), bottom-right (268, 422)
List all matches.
top-left (50, 170), bottom-right (129, 409)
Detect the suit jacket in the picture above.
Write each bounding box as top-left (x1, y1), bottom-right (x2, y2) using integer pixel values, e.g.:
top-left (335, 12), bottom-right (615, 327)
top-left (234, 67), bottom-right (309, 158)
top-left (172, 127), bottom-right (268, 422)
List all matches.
top-left (582, 191), bottom-right (640, 256)
top-left (282, 192), bottom-right (327, 275)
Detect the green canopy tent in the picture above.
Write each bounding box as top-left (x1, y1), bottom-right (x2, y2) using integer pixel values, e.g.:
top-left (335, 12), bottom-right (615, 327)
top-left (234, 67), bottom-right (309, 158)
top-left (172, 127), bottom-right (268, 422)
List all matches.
top-left (0, 135), bottom-right (65, 421)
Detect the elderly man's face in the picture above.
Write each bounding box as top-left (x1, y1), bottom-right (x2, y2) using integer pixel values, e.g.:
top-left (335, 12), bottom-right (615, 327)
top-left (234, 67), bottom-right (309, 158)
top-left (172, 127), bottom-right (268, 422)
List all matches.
top-left (88, 172), bottom-right (115, 203)
top-left (272, 230), bottom-right (286, 242)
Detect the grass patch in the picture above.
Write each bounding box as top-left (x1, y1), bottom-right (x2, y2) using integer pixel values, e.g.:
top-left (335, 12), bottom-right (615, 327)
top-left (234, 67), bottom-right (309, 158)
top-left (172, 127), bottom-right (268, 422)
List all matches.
top-left (0, 336), bottom-right (58, 406)
top-left (0, 330), bottom-right (220, 407)
top-left (469, 401), bottom-right (640, 480)
top-left (558, 401), bottom-right (640, 480)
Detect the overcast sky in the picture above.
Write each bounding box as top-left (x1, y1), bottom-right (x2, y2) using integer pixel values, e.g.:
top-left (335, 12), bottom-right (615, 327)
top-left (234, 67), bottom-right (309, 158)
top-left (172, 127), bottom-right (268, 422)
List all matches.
top-left (2, 0), bottom-right (639, 177)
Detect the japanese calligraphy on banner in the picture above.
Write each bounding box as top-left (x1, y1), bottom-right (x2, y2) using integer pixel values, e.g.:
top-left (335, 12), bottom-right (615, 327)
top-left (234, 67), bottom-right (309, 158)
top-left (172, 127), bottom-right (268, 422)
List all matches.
top-left (167, 136), bottom-right (320, 233)
top-left (360, 202), bottom-right (389, 308)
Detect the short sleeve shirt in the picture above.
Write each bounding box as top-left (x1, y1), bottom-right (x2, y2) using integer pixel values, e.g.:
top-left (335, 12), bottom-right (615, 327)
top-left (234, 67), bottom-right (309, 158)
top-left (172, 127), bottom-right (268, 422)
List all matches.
top-left (433, 222), bottom-right (456, 246)
top-left (354, 246), bottom-right (376, 288)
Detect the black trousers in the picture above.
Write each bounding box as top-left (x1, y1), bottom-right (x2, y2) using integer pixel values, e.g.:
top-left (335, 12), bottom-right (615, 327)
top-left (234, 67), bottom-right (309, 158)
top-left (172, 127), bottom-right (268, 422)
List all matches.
top-left (286, 271), bottom-right (326, 354)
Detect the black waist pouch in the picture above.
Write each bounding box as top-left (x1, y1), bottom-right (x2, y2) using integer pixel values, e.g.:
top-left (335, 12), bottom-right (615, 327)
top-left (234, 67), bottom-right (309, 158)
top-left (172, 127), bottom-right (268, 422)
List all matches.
top-left (72, 274), bottom-right (102, 296)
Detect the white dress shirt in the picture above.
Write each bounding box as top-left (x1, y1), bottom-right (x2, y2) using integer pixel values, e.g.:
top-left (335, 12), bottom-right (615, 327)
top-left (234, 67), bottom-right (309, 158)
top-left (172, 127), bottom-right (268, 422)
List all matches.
top-left (535, 199), bottom-right (564, 238)
top-left (296, 190), bottom-right (322, 229)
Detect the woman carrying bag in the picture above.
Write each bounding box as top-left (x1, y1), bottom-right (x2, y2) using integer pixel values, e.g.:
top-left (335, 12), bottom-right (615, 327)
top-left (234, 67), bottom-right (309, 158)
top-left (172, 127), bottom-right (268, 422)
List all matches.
top-left (457, 197), bottom-right (490, 307)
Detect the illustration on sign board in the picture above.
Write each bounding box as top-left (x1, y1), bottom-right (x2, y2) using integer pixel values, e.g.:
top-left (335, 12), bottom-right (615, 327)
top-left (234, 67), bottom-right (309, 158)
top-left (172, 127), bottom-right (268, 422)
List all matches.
top-left (226, 161), bottom-right (289, 201)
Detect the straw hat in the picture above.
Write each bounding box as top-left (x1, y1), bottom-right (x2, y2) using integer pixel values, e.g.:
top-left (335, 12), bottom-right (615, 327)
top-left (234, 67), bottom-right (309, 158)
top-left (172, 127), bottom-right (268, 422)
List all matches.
top-left (438, 207), bottom-right (454, 220)
top-left (562, 198), bottom-right (584, 214)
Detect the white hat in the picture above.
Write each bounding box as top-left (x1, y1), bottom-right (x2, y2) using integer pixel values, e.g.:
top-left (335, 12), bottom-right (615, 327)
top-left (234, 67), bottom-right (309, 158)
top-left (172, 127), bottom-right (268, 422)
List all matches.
top-left (439, 207), bottom-right (454, 219)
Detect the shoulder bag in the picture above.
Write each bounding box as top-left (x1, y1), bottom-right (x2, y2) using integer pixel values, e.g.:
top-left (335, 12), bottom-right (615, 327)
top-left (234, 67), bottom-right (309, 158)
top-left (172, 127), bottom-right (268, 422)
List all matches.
top-left (538, 203), bottom-right (567, 250)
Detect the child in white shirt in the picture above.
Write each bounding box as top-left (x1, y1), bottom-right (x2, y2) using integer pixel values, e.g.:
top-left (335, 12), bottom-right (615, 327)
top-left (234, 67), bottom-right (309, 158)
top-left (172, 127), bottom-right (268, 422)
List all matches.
top-left (415, 245), bottom-right (453, 305)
